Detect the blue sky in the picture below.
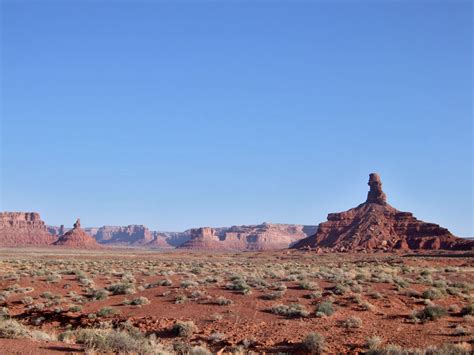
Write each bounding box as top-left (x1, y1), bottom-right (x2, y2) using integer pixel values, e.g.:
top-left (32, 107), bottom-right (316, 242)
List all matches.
top-left (1, 1), bottom-right (472, 235)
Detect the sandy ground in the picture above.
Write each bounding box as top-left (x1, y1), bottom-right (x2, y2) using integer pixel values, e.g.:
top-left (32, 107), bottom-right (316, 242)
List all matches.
top-left (0, 248), bottom-right (472, 353)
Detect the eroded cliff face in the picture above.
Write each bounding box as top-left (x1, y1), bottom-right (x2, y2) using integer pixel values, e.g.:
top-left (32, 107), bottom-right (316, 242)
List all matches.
top-left (179, 224), bottom-right (316, 250)
top-left (293, 174), bottom-right (474, 252)
top-left (94, 225), bottom-right (173, 248)
top-left (0, 212), bottom-right (56, 246)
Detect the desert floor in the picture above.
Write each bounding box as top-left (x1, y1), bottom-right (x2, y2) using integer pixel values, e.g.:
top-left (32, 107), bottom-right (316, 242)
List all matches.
top-left (0, 248), bottom-right (472, 354)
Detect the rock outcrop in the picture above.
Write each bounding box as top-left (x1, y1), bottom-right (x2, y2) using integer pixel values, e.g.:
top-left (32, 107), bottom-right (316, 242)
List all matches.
top-left (0, 212), bottom-right (56, 246)
top-left (53, 219), bottom-right (102, 248)
top-left (293, 173), bottom-right (474, 252)
top-left (179, 223), bottom-right (317, 250)
top-left (93, 225), bottom-right (173, 248)
top-left (179, 227), bottom-right (222, 250)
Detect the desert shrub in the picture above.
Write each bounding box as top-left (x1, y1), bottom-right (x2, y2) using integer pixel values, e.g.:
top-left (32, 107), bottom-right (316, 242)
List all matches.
top-left (365, 335), bottom-right (382, 351)
top-left (333, 284), bottom-right (348, 295)
top-left (422, 288), bottom-right (444, 300)
top-left (299, 281), bottom-right (318, 290)
top-left (453, 325), bottom-right (469, 336)
top-left (40, 291), bottom-right (54, 299)
top-left (415, 305), bottom-right (447, 321)
top-left (316, 301), bottom-right (334, 316)
top-left (208, 331), bottom-right (225, 343)
top-left (270, 303), bottom-right (309, 318)
top-left (180, 280), bottom-right (198, 289)
top-left (175, 295), bottom-right (188, 304)
top-left (370, 291), bottom-right (383, 299)
top-left (360, 300), bottom-right (375, 311)
top-left (405, 289), bottom-right (422, 298)
top-left (0, 318), bottom-right (51, 341)
top-left (73, 328), bottom-right (164, 353)
top-left (21, 296), bottom-right (34, 305)
top-left (68, 305), bottom-right (82, 312)
top-left (225, 279), bottom-right (251, 295)
top-left (107, 283), bottom-right (136, 295)
top-left (305, 291), bottom-right (323, 299)
top-left (343, 316), bottom-right (362, 329)
top-left (302, 332), bottom-right (325, 354)
top-left (172, 321), bottom-right (197, 337)
top-left (27, 303), bottom-right (45, 312)
top-left (367, 343), bottom-right (472, 355)
top-left (460, 304), bottom-right (473, 316)
top-left (261, 291), bottom-right (285, 300)
top-left (97, 307), bottom-right (120, 318)
top-left (190, 345), bottom-right (212, 355)
top-left (0, 307), bottom-right (9, 319)
top-left (46, 274), bottom-right (61, 283)
top-left (393, 277), bottom-right (409, 289)
top-left (146, 279), bottom-right (172, 288)
top-left (271, 282), bottom-right (287, 291)
top-left (90, 288), bottom-right (110, 300)
top-left (129, 297), bottom-right (150, 306)
top-left (215, 296), bottom-right (233, 305)
top-left (0, 319), bottom-right (30, 338)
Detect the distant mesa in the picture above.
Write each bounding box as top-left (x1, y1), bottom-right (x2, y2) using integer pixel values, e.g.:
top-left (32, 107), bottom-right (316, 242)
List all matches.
top-left (53, 218), bottom-right (102, 249)
top-left (0, 212), bottom-right (56, 247)
top-left (93, 225), bottom-right (173, 248)
top-left (292, 173), bottom-right (474, 252)
top-left (179, 224), bottom-right (317, 251)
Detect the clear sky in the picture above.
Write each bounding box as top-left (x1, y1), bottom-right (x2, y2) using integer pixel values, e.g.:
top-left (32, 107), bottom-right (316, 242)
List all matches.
top-left (1, 1), bottom-right (472, 235)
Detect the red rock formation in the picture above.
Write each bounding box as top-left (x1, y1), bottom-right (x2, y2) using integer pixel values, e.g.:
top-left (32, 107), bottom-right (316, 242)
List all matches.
top-left (94, 225), bottom-right (172, 248)
top-left (53, 219), bottom-right (102, 249)
top-left (0, 212), bottom-right (56, 246)
top-left (179, 223), bottom-right (316, 250)
top-left (178, 227), bottom-right (222, 250)
top-left (293, 174), bottom-right (474, 252)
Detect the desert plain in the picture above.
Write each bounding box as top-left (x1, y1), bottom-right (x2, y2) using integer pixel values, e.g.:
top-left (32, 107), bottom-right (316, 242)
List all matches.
top-left (0, 248), bottom-right (473, 354)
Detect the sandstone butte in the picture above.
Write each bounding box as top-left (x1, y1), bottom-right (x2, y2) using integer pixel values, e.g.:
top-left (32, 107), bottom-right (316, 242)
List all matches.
top-left (292, 173), bottom-right (474, 252)
top-left (178, 223), bottom-right (317, 251)
top-left (53, 218), bottom-right (102, 249)
top-left (0, 212), bottom-right (56, 247)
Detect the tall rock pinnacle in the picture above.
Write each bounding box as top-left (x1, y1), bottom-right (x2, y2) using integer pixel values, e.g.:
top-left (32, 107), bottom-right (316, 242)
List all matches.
top-left (292, 173), bottom-right (474, 251)
top-left (366, 173), bottom-right (387, 205)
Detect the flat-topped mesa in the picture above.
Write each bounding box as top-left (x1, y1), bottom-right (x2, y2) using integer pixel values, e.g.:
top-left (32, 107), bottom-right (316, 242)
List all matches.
top-left (179, 224), bottom-right (316, 251)
top-left (366, 173), bottom-right (387, 205)
top-left (0, 212), bottom-right (56, 246)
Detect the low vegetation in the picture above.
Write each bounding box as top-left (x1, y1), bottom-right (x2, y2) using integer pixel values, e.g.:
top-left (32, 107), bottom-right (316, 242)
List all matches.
top-left (0, 252), bottom-right (471, 353)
